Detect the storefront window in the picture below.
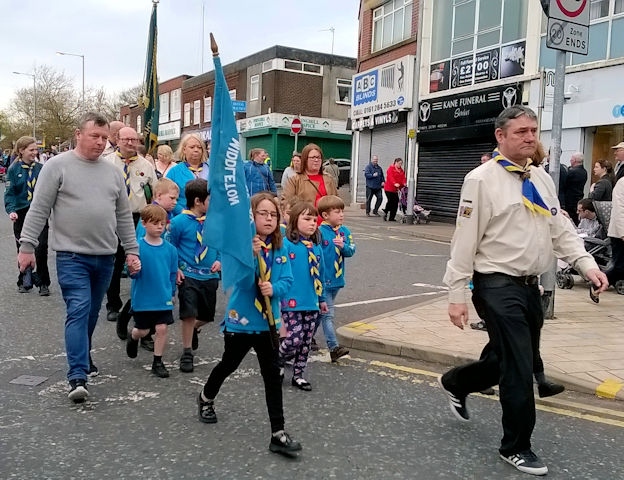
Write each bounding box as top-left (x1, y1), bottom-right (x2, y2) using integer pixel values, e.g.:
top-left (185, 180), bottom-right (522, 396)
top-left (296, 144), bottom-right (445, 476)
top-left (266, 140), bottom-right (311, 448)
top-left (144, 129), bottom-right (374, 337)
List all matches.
top-left (592, 125), bottom-right (624, 180)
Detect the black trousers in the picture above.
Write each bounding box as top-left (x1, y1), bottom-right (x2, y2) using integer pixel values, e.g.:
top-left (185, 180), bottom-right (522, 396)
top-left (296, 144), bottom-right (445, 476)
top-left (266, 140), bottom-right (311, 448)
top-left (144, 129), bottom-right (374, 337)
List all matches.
top-left (106, 212), bottom-right (140, 312)
top-left (606, 237), bottom-right (624, 285)
top-left (365, 187), bottom-right (383, 214)
top-left (443, 272), bottom-right (542, 456)
top-left (14, 207), bottom-right (50, 287)
top-left (384, 191), bottom-right (399, 220)
top-left (203, 330), bottom-right (284, 433)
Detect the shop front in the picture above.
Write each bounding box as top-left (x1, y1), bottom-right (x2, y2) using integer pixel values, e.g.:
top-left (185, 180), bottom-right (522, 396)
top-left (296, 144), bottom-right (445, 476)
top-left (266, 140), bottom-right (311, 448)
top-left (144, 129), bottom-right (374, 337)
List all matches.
top-left (417, 83), bottom-right (523, 220)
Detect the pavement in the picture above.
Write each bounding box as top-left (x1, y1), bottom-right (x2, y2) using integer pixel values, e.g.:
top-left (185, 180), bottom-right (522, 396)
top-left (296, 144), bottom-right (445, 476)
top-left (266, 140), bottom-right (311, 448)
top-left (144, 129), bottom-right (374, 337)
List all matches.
top-left (337, 202), bottom-right (624, 402)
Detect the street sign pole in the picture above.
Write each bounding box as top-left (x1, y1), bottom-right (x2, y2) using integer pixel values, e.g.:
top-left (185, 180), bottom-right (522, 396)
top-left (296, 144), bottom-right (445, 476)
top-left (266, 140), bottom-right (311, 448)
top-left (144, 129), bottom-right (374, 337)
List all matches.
top-left (294, 132), bottom-right (299, 154)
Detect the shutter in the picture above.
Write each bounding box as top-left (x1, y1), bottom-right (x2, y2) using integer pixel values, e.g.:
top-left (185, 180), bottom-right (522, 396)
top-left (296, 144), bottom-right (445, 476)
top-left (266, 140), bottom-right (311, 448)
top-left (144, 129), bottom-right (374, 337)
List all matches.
top-left (355, 130), bottom-right (372, 203)
top-left (417, 140), bottom-right (495, 221)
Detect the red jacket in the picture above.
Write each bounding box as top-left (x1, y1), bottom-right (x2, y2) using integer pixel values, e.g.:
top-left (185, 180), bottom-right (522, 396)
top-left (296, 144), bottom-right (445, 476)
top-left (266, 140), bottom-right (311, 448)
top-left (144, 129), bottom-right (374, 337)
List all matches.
top-left (384, 164), bottom-right (407, 193)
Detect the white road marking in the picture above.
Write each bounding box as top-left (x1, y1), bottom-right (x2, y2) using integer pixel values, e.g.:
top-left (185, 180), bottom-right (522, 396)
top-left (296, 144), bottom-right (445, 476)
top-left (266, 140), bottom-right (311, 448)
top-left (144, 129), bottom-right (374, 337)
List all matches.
top-left (386, 248), bottom-right (447, 257)
top-left (412, 282), bottom-right (448, 290)
top-left (336, 292), bottom-right (440, 308)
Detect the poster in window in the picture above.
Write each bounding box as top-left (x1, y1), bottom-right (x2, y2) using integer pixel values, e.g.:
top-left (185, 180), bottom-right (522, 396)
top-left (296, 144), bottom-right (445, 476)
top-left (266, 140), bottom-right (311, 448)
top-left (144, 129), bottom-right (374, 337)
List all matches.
top-left (474, 48), bottom-right (500, 84)
top-left (451, 55), bottom-right (474, 88)
top-left (500, 41), bottom-right (526, 79)
top-left (429, 61), bottom-right (450, 93)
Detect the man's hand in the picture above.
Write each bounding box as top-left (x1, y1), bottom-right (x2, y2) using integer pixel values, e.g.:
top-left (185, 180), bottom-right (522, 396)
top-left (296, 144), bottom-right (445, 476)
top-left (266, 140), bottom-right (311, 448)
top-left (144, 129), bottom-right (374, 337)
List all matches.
top-left (18, 252), bottom-right (36, 272)
top-left (586, 268), bottom-right (608, 294)
top-left (126, 254), bottom-right (141, 274)
top-left (448, 303), bottom-right (469, 329)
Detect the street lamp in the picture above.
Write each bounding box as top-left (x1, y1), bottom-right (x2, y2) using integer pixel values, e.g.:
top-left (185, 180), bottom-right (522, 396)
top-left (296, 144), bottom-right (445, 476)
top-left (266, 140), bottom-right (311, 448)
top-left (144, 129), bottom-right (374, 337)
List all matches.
top-left (56, 51), bottom-right (85, 111)
top-left (13, 71), bottom-right (36, 139)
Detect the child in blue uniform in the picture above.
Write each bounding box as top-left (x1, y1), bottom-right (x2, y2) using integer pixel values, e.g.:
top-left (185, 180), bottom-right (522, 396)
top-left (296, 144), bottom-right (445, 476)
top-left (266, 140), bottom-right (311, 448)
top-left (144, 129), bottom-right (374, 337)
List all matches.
top-left (280, 201), bottom-right (328, 391)
top-left (169, 179), bottom-right (221, 373)
top-left (4, 136), bottom-right (50, 295)
top-left (197, 192), bottom-right (301, 455)
top-left (126, 205), bottom-right (178, 378)
top-left (316, 195), bottom-right (356, 362)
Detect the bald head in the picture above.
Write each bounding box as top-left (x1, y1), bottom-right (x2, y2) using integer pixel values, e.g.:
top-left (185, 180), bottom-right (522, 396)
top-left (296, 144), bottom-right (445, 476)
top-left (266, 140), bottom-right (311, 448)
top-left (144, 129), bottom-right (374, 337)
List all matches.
top-left (109, 121), bottom-right (125, 146)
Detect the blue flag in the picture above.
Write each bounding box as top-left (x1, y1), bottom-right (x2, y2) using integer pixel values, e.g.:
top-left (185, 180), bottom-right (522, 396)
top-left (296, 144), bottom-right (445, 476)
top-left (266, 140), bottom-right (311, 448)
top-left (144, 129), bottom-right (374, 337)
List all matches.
top-left (204, 53), bottom-right (255, 291)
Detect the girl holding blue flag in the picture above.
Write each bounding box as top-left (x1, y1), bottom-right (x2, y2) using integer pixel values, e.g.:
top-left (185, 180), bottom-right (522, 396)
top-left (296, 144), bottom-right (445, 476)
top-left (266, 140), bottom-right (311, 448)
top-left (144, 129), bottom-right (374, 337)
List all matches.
top-left (280, 201), bottom-right (328, 391)
top-left (197, 192), bottom-right (302, 455)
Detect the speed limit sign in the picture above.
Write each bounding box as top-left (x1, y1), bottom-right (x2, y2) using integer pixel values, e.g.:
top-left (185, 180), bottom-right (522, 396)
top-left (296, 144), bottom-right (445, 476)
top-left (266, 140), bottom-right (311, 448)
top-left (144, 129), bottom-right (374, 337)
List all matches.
top-left (549, 0), bottom-right (590, 26)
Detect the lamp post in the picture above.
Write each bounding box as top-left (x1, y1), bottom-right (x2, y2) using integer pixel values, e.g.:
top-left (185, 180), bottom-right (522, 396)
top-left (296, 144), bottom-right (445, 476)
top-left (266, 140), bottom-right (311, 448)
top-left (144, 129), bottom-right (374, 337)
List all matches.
top-left (13, 71), bottom-right (36, 139)
top-left (56, 51), bottom-right (85, 111)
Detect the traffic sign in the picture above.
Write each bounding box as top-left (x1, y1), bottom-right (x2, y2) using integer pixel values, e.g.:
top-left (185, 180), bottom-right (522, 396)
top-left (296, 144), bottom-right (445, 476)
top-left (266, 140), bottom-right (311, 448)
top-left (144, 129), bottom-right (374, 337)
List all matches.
top-left (290, 118), bottom-right (302, 135)
top-left (549, 0), bottom-right (590, 26)
top-left (546, 17), bottom-right (589, 55)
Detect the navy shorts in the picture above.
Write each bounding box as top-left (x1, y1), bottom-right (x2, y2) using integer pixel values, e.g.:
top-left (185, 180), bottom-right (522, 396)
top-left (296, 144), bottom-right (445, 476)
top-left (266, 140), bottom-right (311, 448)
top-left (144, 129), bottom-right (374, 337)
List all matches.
top-left (178, 277), bottom-right (219, 322)
top-left (133, 310), bottom-right (174, 330)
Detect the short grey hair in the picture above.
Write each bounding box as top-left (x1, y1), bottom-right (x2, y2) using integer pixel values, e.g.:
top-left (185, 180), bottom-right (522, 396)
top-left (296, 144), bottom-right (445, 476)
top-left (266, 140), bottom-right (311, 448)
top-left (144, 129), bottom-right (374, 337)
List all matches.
top-left (495, 105), bottom-right (538, 130)
top-left (78, 112), bottom-right (109, 130)
top-left (571, 152), bottom-right (584, 163)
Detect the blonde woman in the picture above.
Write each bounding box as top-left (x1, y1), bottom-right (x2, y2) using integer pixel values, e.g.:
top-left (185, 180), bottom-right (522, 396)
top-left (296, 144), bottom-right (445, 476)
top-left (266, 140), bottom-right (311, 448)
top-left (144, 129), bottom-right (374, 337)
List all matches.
top-left (165, 134), bottom-right (208, 215)
top-left (155, 144), bottom-right (176, 179)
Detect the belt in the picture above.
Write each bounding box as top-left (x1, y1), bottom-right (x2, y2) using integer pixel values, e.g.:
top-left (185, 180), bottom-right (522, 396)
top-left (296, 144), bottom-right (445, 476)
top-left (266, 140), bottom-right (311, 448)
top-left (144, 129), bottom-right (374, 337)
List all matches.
top-left (474, 272), bottom-right (539, 286)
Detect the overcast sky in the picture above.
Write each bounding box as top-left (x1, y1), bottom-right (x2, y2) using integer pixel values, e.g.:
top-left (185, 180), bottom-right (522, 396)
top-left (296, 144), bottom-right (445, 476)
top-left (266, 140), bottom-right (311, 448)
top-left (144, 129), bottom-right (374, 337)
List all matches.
top-left (0, 0), bottom-right (359, 110)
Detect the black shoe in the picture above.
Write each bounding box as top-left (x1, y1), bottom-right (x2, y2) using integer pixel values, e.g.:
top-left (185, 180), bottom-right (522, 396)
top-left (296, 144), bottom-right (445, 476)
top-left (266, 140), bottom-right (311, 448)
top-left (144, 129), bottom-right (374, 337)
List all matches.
top-left (470, 320), bottom-right (487, 331)
top-left (152, 361), bottom-right (169, 378)
top-left (310, 337), bottom-right (320, 352)
top-left (269, 430), bottom-right (302, 455)
top-left (180, 352), bottom-right (194, 373)
top-left (39, 285), bottom-right (50, 296)
top-left (373, 211), bottom-right (380, 216)
top-left (18, 285), bottom-right (31, 293)
top-left (197, 394), bottom-right (217, 423)
top-left (88, 356), bottom-right (99, 378)
top-left (366, 212), bottom-right (371, 216)
top-left (538, 381), bottom-right (565, 398)
top-left (291, 377), bottom-right (312, 391)
top-left (126, 336), bottom-right (139, 358)
top-left (500, 450), bottom-right (548, 476)
top-left (107, 310), bottom-right (120, 322)
top-left (438, 375), bottom-right (469, 421)
top-left (68, 379), bottom-right (89, 403)
top-left (330, 345), bottom-right (350, 362)
top-left (141, 336), bottom-right (154, 352)
top-left (116, 309), bottom-right (132, 341)
top-left (192, 328), bottom-right (200, 351)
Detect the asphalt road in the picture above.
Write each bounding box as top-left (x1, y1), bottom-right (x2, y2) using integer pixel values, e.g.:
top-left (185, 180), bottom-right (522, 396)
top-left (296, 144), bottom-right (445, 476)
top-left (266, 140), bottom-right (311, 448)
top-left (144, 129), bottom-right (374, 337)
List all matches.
top-left (1, 198), bottom-right (623, 479)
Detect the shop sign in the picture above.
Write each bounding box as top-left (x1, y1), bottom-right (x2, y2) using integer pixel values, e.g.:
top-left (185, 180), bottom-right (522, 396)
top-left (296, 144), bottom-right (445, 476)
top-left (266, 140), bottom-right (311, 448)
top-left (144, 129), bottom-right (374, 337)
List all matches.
top-left (418, 84), bottom-right (522, 132)
top-left (351, 55), bottom-right (415, 120)
top-left (352, 110), bottom-right (406, 130)
top-left (158, 121), bottom-right (181, 141)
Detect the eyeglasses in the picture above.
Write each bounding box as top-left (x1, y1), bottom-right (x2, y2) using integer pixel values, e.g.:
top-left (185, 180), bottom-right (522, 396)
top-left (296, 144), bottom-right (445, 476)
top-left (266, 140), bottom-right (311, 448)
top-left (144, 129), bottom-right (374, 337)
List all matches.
top-left (256, 210), bottom-right (278, 219)
top-left (119, 138), bottom-right (139, 143)
top-left (308, 155), bottom-right (322, 160)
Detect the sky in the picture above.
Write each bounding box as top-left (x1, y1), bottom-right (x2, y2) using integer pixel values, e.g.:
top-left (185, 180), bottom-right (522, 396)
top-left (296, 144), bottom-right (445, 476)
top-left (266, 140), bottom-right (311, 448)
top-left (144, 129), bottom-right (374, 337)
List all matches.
top-left (0, 0), bottom-right (360, 110)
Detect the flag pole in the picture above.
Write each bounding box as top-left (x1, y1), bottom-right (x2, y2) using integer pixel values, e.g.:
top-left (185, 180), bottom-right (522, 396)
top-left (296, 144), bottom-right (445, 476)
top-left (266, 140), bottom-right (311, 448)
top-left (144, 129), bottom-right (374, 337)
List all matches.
top-left (257, 251), bottom-right (280, 350)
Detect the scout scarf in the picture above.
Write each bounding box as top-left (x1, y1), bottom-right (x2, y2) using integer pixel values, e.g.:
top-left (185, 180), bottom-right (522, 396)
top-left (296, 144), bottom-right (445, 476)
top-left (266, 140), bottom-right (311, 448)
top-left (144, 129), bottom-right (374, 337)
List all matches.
top-left (182, 210), bottom-right (208, 263)
top-left (300, 237), bottom-right (323, 296)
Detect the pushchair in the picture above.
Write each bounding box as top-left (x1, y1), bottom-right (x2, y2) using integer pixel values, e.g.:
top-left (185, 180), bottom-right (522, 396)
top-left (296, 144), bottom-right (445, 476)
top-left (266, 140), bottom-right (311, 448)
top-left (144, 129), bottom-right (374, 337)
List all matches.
top-left (398, 187), bottom-right (431, 224)
top-left (556, 200), bottom-right (617, 290)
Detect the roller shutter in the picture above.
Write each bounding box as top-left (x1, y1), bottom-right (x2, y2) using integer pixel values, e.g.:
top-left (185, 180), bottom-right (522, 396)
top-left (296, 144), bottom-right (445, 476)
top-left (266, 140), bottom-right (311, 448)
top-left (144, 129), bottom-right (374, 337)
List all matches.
top-left (416, 140), bottom-right (495, 221)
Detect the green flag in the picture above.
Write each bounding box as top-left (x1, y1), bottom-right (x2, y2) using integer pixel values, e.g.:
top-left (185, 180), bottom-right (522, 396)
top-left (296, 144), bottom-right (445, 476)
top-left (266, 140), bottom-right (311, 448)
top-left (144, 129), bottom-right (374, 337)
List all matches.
top-left (142, 1), bottom-right (159, 155)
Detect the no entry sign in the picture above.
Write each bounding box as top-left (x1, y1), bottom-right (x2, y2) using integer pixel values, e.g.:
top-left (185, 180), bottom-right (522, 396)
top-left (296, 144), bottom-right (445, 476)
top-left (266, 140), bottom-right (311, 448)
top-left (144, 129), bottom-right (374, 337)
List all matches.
top-left (549, 0), bottom-right (590, 26)
top-left (291, 118), bottom-right (302, 135)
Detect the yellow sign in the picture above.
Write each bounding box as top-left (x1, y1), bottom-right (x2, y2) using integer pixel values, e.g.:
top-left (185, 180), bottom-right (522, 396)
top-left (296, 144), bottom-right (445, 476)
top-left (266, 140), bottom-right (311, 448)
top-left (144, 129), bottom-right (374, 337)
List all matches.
top-left (408, 129), bottom-right (416, 139)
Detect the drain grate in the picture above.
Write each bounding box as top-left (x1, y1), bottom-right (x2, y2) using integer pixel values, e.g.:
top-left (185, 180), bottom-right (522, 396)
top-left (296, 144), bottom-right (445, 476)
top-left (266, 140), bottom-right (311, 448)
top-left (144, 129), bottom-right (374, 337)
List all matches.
top-left (9, 375), bottom-right (49, 386)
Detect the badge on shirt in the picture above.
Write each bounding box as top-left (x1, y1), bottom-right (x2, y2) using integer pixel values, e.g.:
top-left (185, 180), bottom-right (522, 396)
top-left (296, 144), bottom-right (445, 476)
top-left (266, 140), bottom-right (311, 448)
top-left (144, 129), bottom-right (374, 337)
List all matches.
top-left (228, 309), bottom-right (240, 323)
top-left (289, 252), bottom-right (295, 259)
top-left (287, 299), bottom-right (297, 308)
top-left (323, 240), bottom-right (329, 246)
top-left (275, 256), bottom-right (283, 264)
top-left (459, 206), bottom-right (473, 218)
top-left (550, 207), bottom-right (558, 215)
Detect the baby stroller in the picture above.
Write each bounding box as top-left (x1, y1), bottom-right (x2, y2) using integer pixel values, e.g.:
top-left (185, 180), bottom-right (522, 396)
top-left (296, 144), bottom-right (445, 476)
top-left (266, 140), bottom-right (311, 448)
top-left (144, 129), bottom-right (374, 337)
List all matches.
top-left (398, 187), bottom-right (431, 224)
top-left (556, 200), bottom-right (616, 290)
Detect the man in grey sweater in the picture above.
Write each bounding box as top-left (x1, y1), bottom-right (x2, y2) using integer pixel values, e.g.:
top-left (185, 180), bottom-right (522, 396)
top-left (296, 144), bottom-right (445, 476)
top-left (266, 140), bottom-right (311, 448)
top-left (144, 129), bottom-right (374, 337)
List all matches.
top-left (18, 112), bottom-right (141, 403)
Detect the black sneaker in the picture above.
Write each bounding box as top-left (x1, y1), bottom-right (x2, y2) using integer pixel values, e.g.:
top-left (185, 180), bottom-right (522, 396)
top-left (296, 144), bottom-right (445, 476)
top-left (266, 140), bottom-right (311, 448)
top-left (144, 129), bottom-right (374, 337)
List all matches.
top-left (126, 336), bottom-right (139, 358)
top-left (152, 361), bottom-right (169, 378)
top-left (500, 450), bottom-right (548, 476)
top-left (107, 310), bottom-right (120, 322)
top-left (39, 285), bottom-right (50, 296)
top-left (180, 352), bottom-right (194, 373)
top-left (68, 379), bottom-right (89, 403)
top-left (116, 309), bottom-right (131, 341)
top-left (330, 345), bottom-right (350, 362)
top-left (538, 381), bottom-right (565, 398)
top-left (269, 430), bottom-right (302, 455)
top-left (141, 336), bottom-right (155, 352)
top-left (438, 375), bottom-right (470, 422)
top-left (197, 394), bottom-right (217, 423)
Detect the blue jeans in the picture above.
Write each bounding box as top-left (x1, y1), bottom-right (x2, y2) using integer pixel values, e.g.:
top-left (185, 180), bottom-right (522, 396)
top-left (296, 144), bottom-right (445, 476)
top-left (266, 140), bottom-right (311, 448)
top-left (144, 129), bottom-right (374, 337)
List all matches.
top-left (56, 252), bottom-right (115, 381)
top-left (316, 287), bottom-right (340, 349)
